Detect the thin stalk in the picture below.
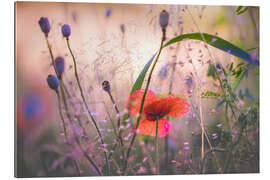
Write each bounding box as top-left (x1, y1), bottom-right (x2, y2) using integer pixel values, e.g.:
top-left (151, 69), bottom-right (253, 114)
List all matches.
top-left (108, 91), bottom-right (121, 130)
top-left (44, 35), bottom-right (97, 176)
top-left (66, 38), bottom-right (109, 175)
top-left (62, 80), bottom-right (87, 134)
top-left (56, 91), bottom-right (67, 140)
top-left (105, 90), bottom-right (125, 167)
top-left (123, 31), bottom-right (166, 175)
top-left (155, 117), bottom-right (159, 175)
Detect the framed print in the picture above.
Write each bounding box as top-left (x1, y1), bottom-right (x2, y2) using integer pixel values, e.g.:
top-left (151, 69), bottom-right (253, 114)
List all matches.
top-left (15, 1), bottom-right (259, 177)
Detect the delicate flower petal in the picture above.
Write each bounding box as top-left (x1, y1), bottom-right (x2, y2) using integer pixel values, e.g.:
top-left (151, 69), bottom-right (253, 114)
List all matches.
top-left (132, 118), bottom-right (170, 138)
top-left (143, 95), bottom-right (189, 118)
top-left (166, 96), bottom-right (190, 117)
top-left (126, 90), bottom-right (157, 117)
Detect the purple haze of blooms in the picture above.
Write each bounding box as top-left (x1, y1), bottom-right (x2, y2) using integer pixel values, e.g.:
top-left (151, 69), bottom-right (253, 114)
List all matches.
top-left (47, 74), bottom-right (59, 91)
top-left (38, 17), bottom-right (50, 36)
top-left (54, 57), bottom-right (65, 78)
top-left (61, 24), bottom-right (71, 39)
top-left (22, 94), bottom-right (44, 120)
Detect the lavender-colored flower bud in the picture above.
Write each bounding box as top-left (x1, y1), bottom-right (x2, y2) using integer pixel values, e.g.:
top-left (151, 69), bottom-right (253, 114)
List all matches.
top-left (102, 80), bottom-right (111, 92)
top-left (38, 17), bottom-right (50, 36)
top-left (54, 57), bottom-right (65, 78)
top-left (120, 24), bottom-right (125, 34)
top-left (47, 75), bottom-right (59, 91)
top-left (61, 24), bottom-right (71, 39)
top-left (159, 10), bottom-right (169, 30)
top-left (105, 8), bottom-right (112, 18)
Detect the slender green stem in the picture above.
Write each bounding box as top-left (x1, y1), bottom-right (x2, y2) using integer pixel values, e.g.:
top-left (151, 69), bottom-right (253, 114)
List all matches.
top-left (108, 91), bottom-right (121, 129)
top-left (65, 38), bottom-right (109, 175)
top-left (155, 117), bottom-right (159, 175)
top-left (123, 31), bottom-right (166, 175)
top-left (106, 91), bottom-right (125, 166)
top-left (56, 91), bottom-right (67, 140)
top-left (45, 35), bottom-right (99, 176)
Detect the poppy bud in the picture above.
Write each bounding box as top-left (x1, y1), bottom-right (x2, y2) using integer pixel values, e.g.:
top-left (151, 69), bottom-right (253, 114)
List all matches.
top-left (38, 17), bottom-right (50, 37)
top-left (54, 57), bottom-right (65, 78)
top-left (102, 80), bottom-right (111, 92)
top-left (159, 10), bottom-right (169, 31)
top-left (61, 24), bottom-right (71, 39)
top-left (47, 74), bottom-right (59, 91)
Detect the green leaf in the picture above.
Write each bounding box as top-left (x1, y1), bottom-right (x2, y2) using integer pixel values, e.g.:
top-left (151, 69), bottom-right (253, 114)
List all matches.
top-left (163, 33), bottom-right (259, 66)
top-left (237, 7), bottom-right (249, 15)
top-left (236, 6), bottom-right (243, 13)
top-left (246, 47), bottom-right (258, 52)
top-left (232, 68), bottom-right (248, 91)
top-left (130, 53), bottom-right (156, 94)
top-left (216, 99), bottom-right (226, 109)
top-left (201, 91), bottom-right (222, 99)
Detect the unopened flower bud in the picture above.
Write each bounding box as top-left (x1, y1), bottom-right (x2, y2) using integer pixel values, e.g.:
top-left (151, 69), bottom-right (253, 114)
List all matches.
top-left (159, 10), bottom-right (169, 31)
top-left (47, 74), bottom-right (59, 91)
top-left (54, 57), bottom-right (65, 78)
top-left (61, 24), bottom-right (71, 39)
top-left (38, 17), bottom-right (50, 37)
top-left (102, 80), bottom-right (111, 92)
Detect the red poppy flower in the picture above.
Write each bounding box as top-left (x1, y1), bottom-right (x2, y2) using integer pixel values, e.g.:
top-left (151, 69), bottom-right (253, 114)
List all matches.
top-left (126, 89), bottom-right (190, 138)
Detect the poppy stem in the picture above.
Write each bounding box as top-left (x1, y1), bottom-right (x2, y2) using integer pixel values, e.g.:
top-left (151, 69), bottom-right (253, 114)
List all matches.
top-left (155, 117), bottom-right (159, 175)
top-left (65, 38), bottom-right (109, 175)
top-left (123, 30), bottom-right (166, 175)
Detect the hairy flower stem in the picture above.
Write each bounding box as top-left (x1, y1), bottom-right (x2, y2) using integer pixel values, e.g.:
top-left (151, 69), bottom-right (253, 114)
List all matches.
top-left (56, 91), bottom-right (67, 140)
top-left (65, 39), bottom-right (109, 175)
top-left (105, 90), bottom-right (125, 166)
top-left (123, 31), bottom-right (166, 175)
top-left (45, 36), bottom-right (99, 176)
top-left (62, 82), bottom-right (88, 137)
top-left (155, 117), bottom-right (160, 175)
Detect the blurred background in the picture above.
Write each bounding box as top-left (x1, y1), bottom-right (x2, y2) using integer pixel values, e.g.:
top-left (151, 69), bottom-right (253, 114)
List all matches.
top-left (15, 2), bottom-right (259, 177)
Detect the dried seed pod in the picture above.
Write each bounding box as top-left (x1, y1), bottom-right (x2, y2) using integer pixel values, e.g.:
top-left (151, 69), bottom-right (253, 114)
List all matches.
top-left (159, 10), bottom-right (169, 31)
top-left (102, 80), bottom-right (111, 92)
top-left (38, 17), bottom-right (50, 37)
top-left (61, 24), bottom-right (71, 39)
top-left (47, 74), bottom-right (59, 91)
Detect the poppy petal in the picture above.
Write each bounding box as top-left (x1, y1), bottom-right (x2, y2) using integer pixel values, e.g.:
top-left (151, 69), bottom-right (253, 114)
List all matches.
top-left (166, 96), bottom-right (190, 118)
top-left (126, 89), bottom-right (157, 117)
top-left (132, 118), bottom-right (170, 138)
top-left (144, 95), bottom-right (189, 118)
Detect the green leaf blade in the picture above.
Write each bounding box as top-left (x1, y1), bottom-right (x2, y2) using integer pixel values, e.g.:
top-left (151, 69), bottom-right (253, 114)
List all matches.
top-left (163, 33), bottom-right (259, 66)
top-left (130, 53), bottom-right (157, 94)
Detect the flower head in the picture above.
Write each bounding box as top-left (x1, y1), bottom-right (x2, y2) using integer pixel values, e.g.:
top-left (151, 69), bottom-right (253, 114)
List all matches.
top-left (105, 8), bottom-right (112, 18)
top-left (46, 74), bottom-right (59, 91)
top-left (102, 80), bottom-right (111, 92)
top-left (127, 89), bottom-right (189, 137)
top-left (38, 17), bottom-right (50, 36)
top-left (54, 57), bottom-right (65, 78)
top-left (61, 24), bottom-right (71, 39)
top-left (159, 10), bottom-right (169, 31)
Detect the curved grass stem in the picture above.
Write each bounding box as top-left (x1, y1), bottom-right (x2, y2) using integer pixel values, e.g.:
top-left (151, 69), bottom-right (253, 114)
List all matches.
top-left (65, 38), bottom-right (109, 175)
